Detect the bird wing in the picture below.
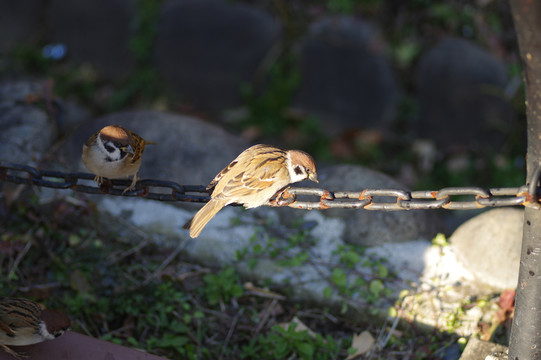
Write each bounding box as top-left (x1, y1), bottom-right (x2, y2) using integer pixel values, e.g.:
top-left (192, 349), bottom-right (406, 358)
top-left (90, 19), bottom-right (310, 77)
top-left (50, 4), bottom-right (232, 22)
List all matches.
top-left (126, 130), bottom-right (152, 164)
top-left (206, 145), bottom-right (264, 192)
top-left (207, 160), bottom-right (238, 193)
top-left (0, 317), bottom-right (15, 336)
top-left (0, 298), bottom-right (42, 334)
top-left (219, 152), bottom-right (287, 198)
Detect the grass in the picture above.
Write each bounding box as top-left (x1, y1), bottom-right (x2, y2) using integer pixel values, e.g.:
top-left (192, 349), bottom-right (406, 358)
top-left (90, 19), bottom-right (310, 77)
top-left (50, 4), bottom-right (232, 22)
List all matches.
top-left (1, 195), bottom-right (355, 359)
top-left (0, 192), bottom-right (470, 359)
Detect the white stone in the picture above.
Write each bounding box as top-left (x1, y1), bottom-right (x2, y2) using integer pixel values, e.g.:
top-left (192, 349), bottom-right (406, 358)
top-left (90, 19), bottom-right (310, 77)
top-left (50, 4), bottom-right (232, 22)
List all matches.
top-left (366, 240), bottom-right (432, 282)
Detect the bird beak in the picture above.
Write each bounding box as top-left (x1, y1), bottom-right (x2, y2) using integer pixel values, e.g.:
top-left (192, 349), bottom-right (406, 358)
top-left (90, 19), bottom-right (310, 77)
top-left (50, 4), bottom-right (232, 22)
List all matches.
top-left (309, 173), bottom-right (319, 183)
top-left (121, 144), bottom-right (134, 155)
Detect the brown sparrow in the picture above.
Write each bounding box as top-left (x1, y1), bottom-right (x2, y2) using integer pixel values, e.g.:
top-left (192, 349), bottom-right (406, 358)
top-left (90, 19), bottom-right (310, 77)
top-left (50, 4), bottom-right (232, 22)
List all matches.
top-left (183, 144), bottom-right (318, 238)
top-left (82, 125), bottom-right (155, 192)
top-left (0, 297), bottom-right (71, 359)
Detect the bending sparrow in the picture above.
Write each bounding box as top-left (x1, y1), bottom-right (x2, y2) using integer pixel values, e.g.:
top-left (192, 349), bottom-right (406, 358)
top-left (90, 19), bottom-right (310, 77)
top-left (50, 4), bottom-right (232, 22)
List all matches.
top-left (183, 144), bottom-right (318, 238)
top-left (0, 297), bottom-right (71, 359)
top-left (82, 125), bottom-right (155, 192)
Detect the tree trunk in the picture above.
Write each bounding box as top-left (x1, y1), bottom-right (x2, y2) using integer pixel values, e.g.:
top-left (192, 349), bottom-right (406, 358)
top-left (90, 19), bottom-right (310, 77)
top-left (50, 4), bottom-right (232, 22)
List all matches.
top-left (508, 0), bottom-right (541, 359)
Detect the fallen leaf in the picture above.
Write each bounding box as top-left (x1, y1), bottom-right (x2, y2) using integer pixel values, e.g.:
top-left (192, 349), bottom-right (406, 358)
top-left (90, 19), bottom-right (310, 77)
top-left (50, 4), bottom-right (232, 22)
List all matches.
top-left (346, 331), bottom-right (375, 360)
top-left (499, 289), bottom-right (516, 312)
top-left (244, 282), bottom-right (287, 300)
top-left (279, 316), bottom-right (317, 338)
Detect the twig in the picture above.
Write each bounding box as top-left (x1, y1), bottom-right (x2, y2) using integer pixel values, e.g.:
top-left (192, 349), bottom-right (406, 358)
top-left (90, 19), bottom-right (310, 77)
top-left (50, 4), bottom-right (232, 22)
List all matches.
top-left (106, 238), bottom-right (152, 265)
top-left (101, 324), bottom-right (135, 338)
top-left (17, 282), bottom-right (62, 293)
top-left (75, 319), bottom-right (93, 337)
top-left (255, 299), bottom-right (279, 336)
top-left (218, 308), bottom-right (244, 360)
top-left (8, 240), bottom-right (32, 280)
top-left (176, 268), bottom-right (212, 281)
top-left (142, 241), bottom-right (188, 285)
top-left (378, 312), bottom-right (401, 349)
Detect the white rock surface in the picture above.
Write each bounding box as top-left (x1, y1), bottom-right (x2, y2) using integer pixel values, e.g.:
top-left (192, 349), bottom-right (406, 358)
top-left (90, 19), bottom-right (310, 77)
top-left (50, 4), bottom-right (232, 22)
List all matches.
top-left (450, 208), bottom-right (523, 291)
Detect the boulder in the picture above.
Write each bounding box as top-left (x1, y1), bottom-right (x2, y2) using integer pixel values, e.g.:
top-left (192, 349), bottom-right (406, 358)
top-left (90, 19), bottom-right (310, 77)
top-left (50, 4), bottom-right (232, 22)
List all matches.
top-left (294, 16), bottom-right (400, 134)
top-left (415, 36), bottom-right (514, 151)
top-left (450, 208), bottom-right (523, 291)
top-left (154, 0), bottom-right (280, 111)
top-left (0, 81), bottom-right (57, 164)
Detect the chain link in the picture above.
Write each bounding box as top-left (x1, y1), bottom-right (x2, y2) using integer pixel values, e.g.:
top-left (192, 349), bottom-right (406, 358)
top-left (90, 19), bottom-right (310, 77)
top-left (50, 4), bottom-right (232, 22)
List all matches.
top-left (0, 162), bottom-right (535, 210)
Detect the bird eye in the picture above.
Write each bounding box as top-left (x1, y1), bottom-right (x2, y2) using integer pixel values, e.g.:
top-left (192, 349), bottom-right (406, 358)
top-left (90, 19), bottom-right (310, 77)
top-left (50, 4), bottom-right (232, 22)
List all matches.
top-left (104, 142), bottom-right (115, 153)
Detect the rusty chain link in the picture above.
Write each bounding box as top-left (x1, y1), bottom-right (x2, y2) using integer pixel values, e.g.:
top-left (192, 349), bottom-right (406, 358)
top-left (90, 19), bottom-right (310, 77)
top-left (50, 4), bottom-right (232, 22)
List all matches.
top-left (0, 162), bottom-right (537, 210)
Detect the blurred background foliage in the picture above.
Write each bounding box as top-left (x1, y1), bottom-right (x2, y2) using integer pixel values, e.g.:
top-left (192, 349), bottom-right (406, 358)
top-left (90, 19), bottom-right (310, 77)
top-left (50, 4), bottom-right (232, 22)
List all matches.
top-left (0, 0), bottom-right (526, 191)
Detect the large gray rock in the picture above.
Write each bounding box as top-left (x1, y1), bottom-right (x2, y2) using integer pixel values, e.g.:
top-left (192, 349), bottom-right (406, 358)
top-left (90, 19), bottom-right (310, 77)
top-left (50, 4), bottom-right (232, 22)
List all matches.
top-left (315, 164), bottom-right (443, 246)
top-left (154, 0), bottom-right (280, 111)
top-left (62, 110), bottom-right (249, 187)
top-left (0, 81), bottom-right (57, 164)
top-left (0, 80), bottom-right (44, 102)
top-left (47, 0), bottom-right (137, 79)
top-left (450, 208), bottom-right (523, 291)
top-left (415, 36), bottom-right (514, 151)
top-left (294, 16), bottom-right (400, 134)
top-left (0, 0), bottom-right (44, 53)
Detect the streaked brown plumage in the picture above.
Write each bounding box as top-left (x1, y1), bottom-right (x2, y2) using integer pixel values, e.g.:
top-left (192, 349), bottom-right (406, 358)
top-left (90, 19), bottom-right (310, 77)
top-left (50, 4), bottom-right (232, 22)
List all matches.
top-left (183, 144), bottom-right (318, 238)
top-left (82, 125), bottom-right (155, 192)
top-left (0, 297), bottom-right (70, 359)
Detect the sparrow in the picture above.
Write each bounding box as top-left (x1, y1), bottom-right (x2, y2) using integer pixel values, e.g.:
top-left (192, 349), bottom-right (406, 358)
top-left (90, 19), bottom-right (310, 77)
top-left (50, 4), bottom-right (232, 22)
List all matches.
top-left (0, 297), bottom-right (71, 359)
top-left (81, 125), bottom-right (155, 193)
top-left (183, 144), bottom-right (318, 238)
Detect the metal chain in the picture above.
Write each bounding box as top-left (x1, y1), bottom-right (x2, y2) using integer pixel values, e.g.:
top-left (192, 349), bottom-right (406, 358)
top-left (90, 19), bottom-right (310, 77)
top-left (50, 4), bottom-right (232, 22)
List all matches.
top-left (0, 162), bottom-right (536, 210)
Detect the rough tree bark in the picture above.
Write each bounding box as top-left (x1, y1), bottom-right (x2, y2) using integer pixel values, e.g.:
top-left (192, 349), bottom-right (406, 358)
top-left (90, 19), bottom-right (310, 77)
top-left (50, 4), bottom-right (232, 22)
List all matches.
top-left (508, 0), bottom-right (541, 359)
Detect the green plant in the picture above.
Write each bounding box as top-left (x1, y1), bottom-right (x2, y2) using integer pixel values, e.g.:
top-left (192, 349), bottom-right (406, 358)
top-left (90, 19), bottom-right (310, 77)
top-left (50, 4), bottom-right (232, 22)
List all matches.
top-left (432, 233), bottom-right (449, 247)
top-left (239, 54), bottom-right (300, 136)
top-left (325, 245), bottom-right (394, 303)
top-left (101, 281), bottom-right (208, 358)
top-left (202, 266), bottom-right (244, 305)
top-left (240, 323), bottom-right (347, 360)
top-left (11, 45), bottom-right (52, 74)
top-left (335, 244), bottom-right (365, 268)
top-left (326, 0), bottom-right (382, 14)
top-left (129, 0), bottom-right (162, 63)
top-left (108, 0), bottom-right (164, 109)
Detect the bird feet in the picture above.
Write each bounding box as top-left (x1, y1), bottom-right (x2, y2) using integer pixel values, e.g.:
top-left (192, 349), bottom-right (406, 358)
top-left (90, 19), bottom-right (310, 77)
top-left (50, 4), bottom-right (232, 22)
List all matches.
top-left (93, 175), bottom-right (103, 185)
top-left (267, 188), bottom-right (296, 207)
top-left (1, 345), bottom-right (29, 359)
top-left (94, 176), bottom-right (113, 193)
top-left (122, 175), bottom-right (139, 194)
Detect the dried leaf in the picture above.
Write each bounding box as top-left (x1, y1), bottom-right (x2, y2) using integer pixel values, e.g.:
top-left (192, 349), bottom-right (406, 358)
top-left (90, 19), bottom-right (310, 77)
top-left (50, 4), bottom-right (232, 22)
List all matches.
top-left (346, 331), bottom-right (375, 360)
top-left (499, 289), bottom-right (515, 312)
top-left (244, 282), bottom-right (286, 300)
top-left (279, 316), bottom-right (317, 338)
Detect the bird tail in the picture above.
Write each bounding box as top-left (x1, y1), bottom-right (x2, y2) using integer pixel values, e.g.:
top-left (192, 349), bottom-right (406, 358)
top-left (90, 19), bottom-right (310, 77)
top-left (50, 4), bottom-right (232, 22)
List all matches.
top-left (183, 198), bottom-right (227, 238)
